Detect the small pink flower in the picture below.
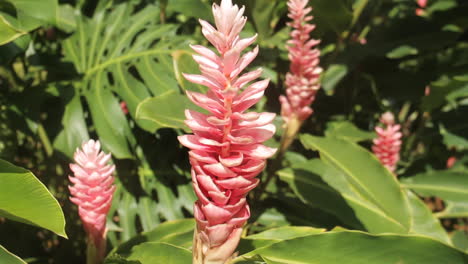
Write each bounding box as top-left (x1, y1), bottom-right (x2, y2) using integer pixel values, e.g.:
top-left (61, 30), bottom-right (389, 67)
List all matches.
top-left (415, 8), bottom-right (425, 16)
top-left (417, 0), bottom-right (428, 8)
top-left (120, 101), bottom-right (129, 115)
top-left (279, 0), bottom-right (322, 124)
top-left (372, 112), bottom-right (402, 173)
top-left (69, 140), bottom-right (115, 262)
top-left (446, 156), bottom-right (457, 169)
top-left (178, 0), bottom-right (276, 262)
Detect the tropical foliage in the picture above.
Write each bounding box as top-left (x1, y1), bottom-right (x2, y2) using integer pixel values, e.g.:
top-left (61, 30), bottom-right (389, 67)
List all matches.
top-left (0, 0), bottom-right (467, 263)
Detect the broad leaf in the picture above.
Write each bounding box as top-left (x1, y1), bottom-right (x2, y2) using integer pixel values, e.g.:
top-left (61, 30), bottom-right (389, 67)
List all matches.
top-left (436, 201), bottom-right (468, 218)
top-left (127, 242), bottom-right (191, 264)
top-left (401, 171), bottom-right (468, 202)
top-left (0, 0), bottom-right (57, 44)
top-left (63, 3), bottom-right (189, 156)
top-left (324, 120), bottom-right (375, 142)
top-left (53, 86), bottom-right (89, 158)
top-left (0, 159), bottom-right (66, 237)
top-left (235, 231), bottom-right (468, 263)
top-left (407, 191), bottom-right (450, 244)
top-left (277, 161), bottom-right (363, 229)
top-left (0, 245), bottom-right (26, 264)
top-left (300, 135), bottom-right (411, 233)
top-left (238, 226), bottom-right (324, 254)
top-left (110, 219), bottom-right (195, 258)
top-left (136, 91), bottom-right (190, 131)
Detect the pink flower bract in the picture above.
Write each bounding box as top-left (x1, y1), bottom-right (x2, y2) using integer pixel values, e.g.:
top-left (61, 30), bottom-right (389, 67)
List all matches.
top-left (372, 112), bottom-right (402, 173)
top-left (178, 0), bottom-right (276, 262)
top-left (280, 0), bottom-right (322, 123)
top-left (69, 140), bottom-right (115, 261)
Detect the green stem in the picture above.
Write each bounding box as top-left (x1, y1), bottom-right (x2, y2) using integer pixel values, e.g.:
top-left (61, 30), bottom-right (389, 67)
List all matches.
top-left (37, 124), bottom-right (53, 157)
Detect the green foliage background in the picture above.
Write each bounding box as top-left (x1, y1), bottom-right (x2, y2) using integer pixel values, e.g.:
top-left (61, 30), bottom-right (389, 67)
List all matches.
top-left (0, 0), bottom-right (467, 263)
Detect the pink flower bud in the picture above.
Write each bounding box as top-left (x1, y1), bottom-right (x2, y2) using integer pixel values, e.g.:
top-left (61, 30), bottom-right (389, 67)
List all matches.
top-left (69, 140), bottom-right (116, 263)
top-left (178, 0), bottom-right (276, 262)
top-left (417, 0), bottom-right (428, 8)
top-left (280, 0), bottom-right (322, 124)
top-left (372, 112), bottom-right (402, 173)
top-left (446, 156), bottom-right (457, 169)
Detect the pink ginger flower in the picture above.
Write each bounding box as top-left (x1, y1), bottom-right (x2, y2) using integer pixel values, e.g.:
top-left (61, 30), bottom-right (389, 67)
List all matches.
top-left (372, 112), bottom-right (402, 173)
top-left (279, 0), bottom-right (322, 124)
top-left (178, 0), bottom-right (276, 262)
top-left (446, 156), bottom-right (457, 169)
top-left (69, 140), bottom-right (116, 263)
top-left (416, 0), bottom-right (427, 16)
top-left (417, 0), bottom-right (428, 8)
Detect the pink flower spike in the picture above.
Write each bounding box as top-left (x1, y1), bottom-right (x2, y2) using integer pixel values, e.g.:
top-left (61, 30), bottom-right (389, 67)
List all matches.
top-left (69, 140), bottom-right (116, 264)
top-left (372, 112), bottom-right (402, 173)
top-left (178, 0), bottom-right (276, 262)
top-left (417, 0), bottom-right (428, 8)
top-left (280, 0), bottom-right (322, 124)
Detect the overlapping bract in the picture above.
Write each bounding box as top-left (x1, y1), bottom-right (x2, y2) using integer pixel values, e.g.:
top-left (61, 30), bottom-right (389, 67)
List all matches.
top-left (69, 140), bottom-right (115, 260)
top-left (178, 0), bottom-right (276, 262)
top-left (280, 0), bottom-right (322, 123)
top-left (372, 112), bottom-right (402, 173)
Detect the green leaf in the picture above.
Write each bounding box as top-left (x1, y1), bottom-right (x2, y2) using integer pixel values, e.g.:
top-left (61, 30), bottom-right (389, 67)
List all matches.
top-left (127, 242), bottom-right (191, 264)
top-left (0, 0), bottom-right (57, 44)
top-left (321, 64), bottom-right (348, 94)
top-left (112, 219), bottom-right (195, 257)
top-left (436, 201), bottom-right (468, 218)
top-left (167, 0), bottom-right (211, 21)
top-left (238, 226), bottom-right (324, 254)
top-left (406, 191), bottom-right (450, 244)
top-left (452, 230), bottom-right (468, 253)
top-left (401, 171), bottom-right (468, 202)
top-left (63, 3), bottom-right (187, 149)
top-left (0, 159), bottom-right (67, 238)
top-left (386, 45), bottom-right (419, 59)
top-left (325, 121), bottom-right (375, 142)
top-left (300, 135), bottom-right (411, 233)
top-left (440, 124), bottom-right (468, 151)
top-left (235, 231), bottom-right (468, 263)
top-left (85, 79), bottom-right (135, 159)
top-left (313, 0), bottom-right (352, 35)
top-left (277, 160), bottom-right (363, 229)
top-left (0, 245), bottom-right (26, 264)
top-left (0, 16), bottom-right (25, 45)
top-left (53, 87), bottom-right (89, 158)
top-left (136, 91), bottom-right (190, 131)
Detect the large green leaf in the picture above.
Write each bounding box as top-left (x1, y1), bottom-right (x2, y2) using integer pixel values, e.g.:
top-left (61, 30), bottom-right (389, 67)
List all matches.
top-left (136, 90), bottom-right (190, 131)
top-left (401, 171), bottom-right (468, 202)
top-left (234, 231), bottom-right (468, 263)
top-left (324, 120), bottom-right (375, 142)
top-left (85, 78), bottom-right (135, 159)
top-left (238, 226), bottom-right (325, 255)
top-left (300, 135), bottom-right (411, 233)
top-left (126, 242), bottom-right (191, 264)
top-left (63, 3), bottom-right (189, 154)
top-left (110, 219), bottom-right (195, 258)
top-left (0, 245), bottom-right (26, 264)
top-left (53, 86), bottom-right (89, 158)
top-left (0, 0), bottom-right (57, 45)
top-left (0, 159), bottom-right (66, 237)
top-left (435, 201), bottom-right (468, 219)
top-left (277, 160), bottom-right (363, 229)
top-left (406, 191), bottom-right (450, 244)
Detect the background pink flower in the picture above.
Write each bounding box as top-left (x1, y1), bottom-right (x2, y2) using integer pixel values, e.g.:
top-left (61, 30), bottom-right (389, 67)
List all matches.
top-left (372, 112), bottom-right (402, 173)
top-left (279, 0), bottom-right (322, 124)
top-left (69, 140), bottom-right (116, 263)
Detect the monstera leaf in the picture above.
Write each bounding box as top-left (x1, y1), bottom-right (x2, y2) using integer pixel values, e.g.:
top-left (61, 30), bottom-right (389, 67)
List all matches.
top-left (63, 3), bottom-right (193, 158)
top-left (0, 0), bottom-right (57, 45)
